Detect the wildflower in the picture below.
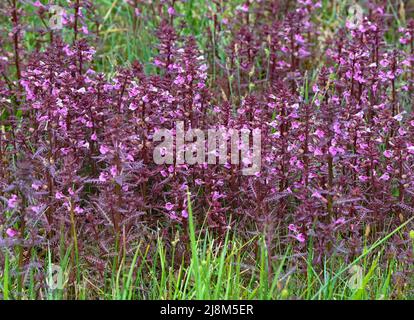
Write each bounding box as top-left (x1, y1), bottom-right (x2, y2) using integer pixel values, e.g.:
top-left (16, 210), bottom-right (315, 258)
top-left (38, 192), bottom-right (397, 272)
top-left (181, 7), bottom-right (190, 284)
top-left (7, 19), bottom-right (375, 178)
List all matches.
top-left (55, 192), bottom-right (65, 200)
top-left (212, 191), bottom-right (223, 201)
top-left (329, 146), bottom-right (338, 157)
top-left (173, 75), bottom-right (185, 85)
top-left (169, 211), bottom-right (177, 219)
top-left (110, 166), bottom-right (118, 177)
top-left (333, 122), bottom-right (341, 134)
top-left (334, 217), bottom-right (346, 225)
top-left (99, 145), bottom-right (110, 155)
top-left (294, 34), bottom-right (305, 45)
top-left (288, 224), bottom-right (298, 232)
top-left (239, 4), bottom-right (249, 12)
top-left (315, 129), bottom-right (325, 138)
top-left (295, 233), bottom-right (306, 243)
top-left (74, 206), bottom-right (84, 214)
top-left (181, 209), bottom-right (188, 218)
top-left (393, 112), bottom-right (406, 122)
top-left (129, 102), bottom-right (138, 111)
top-left (31, 182), bottom-right (41, 190)
top-left (99, 172), bottom-right (108, 182)
top-left (314, 148), bottom-right (323, 156)
top-left (6, 228), bottom-right (18, 238)
top-left (7, 195), bottom-right (18, 208)
top-left (30, 205), bottom-right (43, 214)
top-left (165, 202), bottom-right (174, 211)
top-left (312, 191), bottom-right (323, 199)
top-left (33, 0), bottom-right (43, 7)
top-left (167, 7), bottom-right (175, 16)
top-left (379, 173), bottom-right (390, 181)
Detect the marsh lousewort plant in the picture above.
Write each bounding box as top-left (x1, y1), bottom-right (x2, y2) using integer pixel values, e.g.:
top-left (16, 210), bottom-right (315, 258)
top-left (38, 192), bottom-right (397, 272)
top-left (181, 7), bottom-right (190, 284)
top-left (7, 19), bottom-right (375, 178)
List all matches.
top-left (0, 0), bottom-right (413, 299)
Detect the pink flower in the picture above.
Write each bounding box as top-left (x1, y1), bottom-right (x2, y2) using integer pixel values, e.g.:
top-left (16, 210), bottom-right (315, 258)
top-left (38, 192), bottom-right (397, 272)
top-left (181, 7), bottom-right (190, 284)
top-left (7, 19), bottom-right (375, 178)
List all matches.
top-left (7, 194), bottom-right (18, 208)
top-left (315, 129), bottom-right (325, 138)
top-left (379, 59), bottom-right (389, 68)
top-left (199, 64), bottom-right (208, 72)
top-left (379, 173), bottom-right (390, 181)
top-left (312, 191), bottom-right (323, 199)
top-left (167, 7), bottom-right (175, 16)
top-left (74, 206), bottom-right (84, 214)
top-left (153, 59), bottom-right (163, 67)
top-left (294, 34), bottom-right (305, 45)
top-left (129, 102), bottom-right (138, 111)
top-left (174, 75), bottom-right (185, 86)
top-left (239, 4), bottom-right (249, 12)
top-left (383, 150), bottom-right (393, 158)
top-left (329, 146), bottom-right (338, 157)
top-left (334, 217), bottom-right (346, 225)
top-left (181, 209), bottom-right (188, 218)
top-left (169, 211), bottom-right (177, 219)
top-left (110, 165), bottom-right (118, 177)
top-left (33, 1), bottom-right (43, 8)
top-left (288, 224), bottom-right (298, 232)
top-left (99, 172), bottom-right (108, 182)
top-left (212, 191), bottom-right (223, 201)
top-left (295, 233), bottom-right (306, 243)
top-left (165, 202), bottom-right (174, 211)
top-left (30, 205), bottom-right (43, 214)
top-left (314, 148), bottom-right (323, 156)
top-left (6, 228), bottom-right (18, 238)
top-left (393, 112), bottom-right (405, 122)
top-left (55, 192), bottom-right (65, 200)
top-left (100, 145), bottom-right (110, 155)
top-left (31, 182), bottom-right (41, 191)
